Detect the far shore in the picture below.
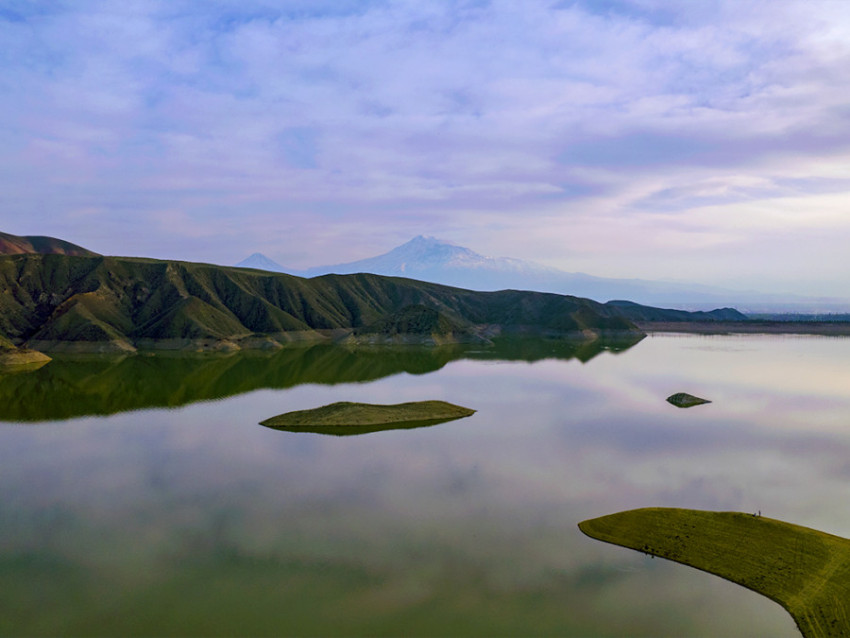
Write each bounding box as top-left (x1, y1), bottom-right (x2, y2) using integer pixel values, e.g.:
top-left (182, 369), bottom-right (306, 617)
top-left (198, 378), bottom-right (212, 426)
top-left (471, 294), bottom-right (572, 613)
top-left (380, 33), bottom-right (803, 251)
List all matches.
top-left (636, 320), bottom-right (850, 336)
top-left (5, 322), bottom-right (850, 360)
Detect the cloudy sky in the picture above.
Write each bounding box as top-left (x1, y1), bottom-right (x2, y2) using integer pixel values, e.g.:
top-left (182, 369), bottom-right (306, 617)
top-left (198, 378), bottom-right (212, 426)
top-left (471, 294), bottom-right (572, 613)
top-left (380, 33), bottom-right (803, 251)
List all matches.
top-left (2, 0), bottom-right (849, 295)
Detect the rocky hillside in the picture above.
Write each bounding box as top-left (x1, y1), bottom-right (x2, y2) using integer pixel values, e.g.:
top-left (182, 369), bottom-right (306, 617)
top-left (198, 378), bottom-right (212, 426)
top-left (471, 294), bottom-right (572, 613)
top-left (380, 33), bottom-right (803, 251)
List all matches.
top-left (0, 253), bottom-right (641, 353)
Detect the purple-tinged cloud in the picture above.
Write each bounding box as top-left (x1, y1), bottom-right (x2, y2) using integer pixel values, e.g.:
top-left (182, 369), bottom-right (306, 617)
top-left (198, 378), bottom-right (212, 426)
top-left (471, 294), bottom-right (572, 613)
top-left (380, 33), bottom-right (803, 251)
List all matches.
top-left (1, 0), bottom-right (849, 295)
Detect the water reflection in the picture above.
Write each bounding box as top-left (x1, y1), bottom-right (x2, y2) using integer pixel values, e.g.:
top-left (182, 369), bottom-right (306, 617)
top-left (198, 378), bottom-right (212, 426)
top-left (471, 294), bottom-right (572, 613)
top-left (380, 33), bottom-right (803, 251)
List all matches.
top-left (0, 334), bottom-right (643, 422)
top-left (260, 417), bottom-right (474, 437)
top-left (4, 334), bottom-right (845, 636)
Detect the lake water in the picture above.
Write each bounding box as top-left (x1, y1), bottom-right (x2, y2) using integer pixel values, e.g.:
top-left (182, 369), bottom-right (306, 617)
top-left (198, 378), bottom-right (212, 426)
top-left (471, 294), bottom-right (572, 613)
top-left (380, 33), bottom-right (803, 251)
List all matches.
top-left (3, 333), bottom-right (850, 636)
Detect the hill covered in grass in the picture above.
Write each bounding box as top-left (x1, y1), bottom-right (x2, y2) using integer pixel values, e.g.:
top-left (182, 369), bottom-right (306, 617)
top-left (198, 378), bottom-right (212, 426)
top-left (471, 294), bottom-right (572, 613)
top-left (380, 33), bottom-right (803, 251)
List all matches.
top-left (348, 303), bottom-right (487, 345)
top-left (579, 507), bottom-right (850, 638)
top-left (605, 299), bottom-right (746, 322)
top-left (0, 231), bottom-right (98, 257)
top-left (0, 253), bottom-right (647, 353)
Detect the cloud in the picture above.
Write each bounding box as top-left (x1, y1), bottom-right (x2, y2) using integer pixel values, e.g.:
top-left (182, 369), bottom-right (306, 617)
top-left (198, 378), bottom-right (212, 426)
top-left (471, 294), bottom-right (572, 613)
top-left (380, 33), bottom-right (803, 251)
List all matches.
top-left (1, 0), bottom-right (850, 294)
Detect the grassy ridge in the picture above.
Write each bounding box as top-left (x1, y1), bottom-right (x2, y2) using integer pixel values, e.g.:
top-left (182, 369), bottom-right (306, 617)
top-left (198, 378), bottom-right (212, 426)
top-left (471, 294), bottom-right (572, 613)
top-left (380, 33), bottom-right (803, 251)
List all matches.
top-left (0, 230), bottom-right (98, 257)
top-left (0, 254), bottom-right (640, 351)
top-left (351, 304), bottom-right (485, 344)
top-left (579, 508), bottom-right (850, 638)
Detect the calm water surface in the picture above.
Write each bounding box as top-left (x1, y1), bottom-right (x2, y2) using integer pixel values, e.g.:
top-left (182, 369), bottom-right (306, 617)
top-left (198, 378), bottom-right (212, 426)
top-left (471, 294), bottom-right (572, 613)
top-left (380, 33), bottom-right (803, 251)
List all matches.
top-left (3, 334), bottom-right (850, 636)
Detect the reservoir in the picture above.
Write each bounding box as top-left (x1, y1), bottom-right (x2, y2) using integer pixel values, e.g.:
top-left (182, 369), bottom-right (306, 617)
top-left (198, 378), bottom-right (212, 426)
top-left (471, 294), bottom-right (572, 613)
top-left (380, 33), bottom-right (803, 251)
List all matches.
top-left (3, 334), bottom-right (848, 636)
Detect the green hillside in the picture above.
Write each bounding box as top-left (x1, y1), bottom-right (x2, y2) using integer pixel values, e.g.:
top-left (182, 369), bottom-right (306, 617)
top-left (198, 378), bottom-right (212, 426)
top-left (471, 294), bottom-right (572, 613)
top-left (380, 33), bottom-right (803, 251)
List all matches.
top-left (604, 299), bottom-right (748, 321)
top-left (350, 304), bottom-right (485, 344)
top-left (0, 254), bottom-right (642, 352)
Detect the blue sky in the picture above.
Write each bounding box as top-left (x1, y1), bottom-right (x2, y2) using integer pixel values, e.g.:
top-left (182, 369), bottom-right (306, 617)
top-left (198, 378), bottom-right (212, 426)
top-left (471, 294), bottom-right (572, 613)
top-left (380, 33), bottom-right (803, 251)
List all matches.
top-left (2, 0), bottom-right (850, 296)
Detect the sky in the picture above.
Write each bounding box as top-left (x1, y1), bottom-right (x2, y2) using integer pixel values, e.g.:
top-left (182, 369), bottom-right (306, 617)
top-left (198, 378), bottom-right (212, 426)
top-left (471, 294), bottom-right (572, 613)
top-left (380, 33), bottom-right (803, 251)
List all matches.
top-left (1, 0), bottom-right (850, 296)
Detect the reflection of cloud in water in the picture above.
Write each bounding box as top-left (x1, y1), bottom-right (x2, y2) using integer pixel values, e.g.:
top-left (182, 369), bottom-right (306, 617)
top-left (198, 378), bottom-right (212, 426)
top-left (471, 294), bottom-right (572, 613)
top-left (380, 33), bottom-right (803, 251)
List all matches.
top-left (4, 335), bottom-right (847, 635)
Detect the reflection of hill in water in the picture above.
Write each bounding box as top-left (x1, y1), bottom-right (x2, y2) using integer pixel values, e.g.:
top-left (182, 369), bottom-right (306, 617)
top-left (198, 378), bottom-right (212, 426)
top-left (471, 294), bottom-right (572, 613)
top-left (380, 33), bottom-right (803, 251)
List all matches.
top-left (264, 418), bottom-right (468, 437)
top-left (0, 335), bottom-right (643, 422)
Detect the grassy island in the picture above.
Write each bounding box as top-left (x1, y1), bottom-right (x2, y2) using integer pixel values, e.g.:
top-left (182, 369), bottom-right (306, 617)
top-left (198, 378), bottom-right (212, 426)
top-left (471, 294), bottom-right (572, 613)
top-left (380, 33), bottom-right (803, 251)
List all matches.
top-left (666, 392), bottom-right (711, 407)
top-left (579, 507), bottom-right (850, 638)
top-left (260, 400), bottom-right (475, 435)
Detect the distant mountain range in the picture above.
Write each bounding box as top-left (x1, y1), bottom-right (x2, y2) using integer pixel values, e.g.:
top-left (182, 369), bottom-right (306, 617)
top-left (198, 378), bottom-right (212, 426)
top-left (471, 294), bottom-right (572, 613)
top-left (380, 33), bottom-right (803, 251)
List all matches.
top-left (237, 236), bottom-right (848, 313)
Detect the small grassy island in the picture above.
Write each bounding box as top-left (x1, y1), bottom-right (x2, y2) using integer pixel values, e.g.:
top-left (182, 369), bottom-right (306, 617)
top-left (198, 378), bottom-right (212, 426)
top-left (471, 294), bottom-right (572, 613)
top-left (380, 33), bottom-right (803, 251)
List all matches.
top-left (578, 507), bottom-right (850, 638)
top-left (260, 400), bottom-right (476, 435)
top-left (666, 392), bottom-right (711, 407)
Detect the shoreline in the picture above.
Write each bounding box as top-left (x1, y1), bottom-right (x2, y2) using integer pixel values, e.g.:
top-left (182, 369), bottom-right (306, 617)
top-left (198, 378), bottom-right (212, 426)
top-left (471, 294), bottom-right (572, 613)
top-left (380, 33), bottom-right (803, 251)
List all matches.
top-left (6, 327), bottom-right (644, 355)
top-left (6, 323), bottom-right (850, 359)
top-left (636, 320), bottom-right (850, 336)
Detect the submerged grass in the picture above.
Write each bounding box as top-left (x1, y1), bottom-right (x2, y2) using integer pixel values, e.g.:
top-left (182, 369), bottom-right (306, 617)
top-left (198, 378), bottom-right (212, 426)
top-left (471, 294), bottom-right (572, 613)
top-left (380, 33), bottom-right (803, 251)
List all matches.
top-left (579, 507), bottom-right (850, 638)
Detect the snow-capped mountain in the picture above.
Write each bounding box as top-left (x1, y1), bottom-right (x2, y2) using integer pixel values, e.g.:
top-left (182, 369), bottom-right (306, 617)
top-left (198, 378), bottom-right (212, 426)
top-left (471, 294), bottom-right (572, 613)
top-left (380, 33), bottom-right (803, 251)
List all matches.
top-left (299, 235), bottom-right (563, 279)
top-left (235, 236), bottom-right (849, 312)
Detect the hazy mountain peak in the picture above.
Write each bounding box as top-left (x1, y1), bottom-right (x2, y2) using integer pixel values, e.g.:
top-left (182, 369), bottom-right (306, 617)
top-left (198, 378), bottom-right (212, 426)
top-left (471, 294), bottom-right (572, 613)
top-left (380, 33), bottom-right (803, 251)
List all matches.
top-left (402, 235), bottom-right (458, 248)
top-left (235, 252), bottom-right (286, 272)
top-left (408, 234), bottom-right (445, 243)
top-left (233, 236), bottom-right (850, 312)
top-left (383, 235), bottom-right (481, 269)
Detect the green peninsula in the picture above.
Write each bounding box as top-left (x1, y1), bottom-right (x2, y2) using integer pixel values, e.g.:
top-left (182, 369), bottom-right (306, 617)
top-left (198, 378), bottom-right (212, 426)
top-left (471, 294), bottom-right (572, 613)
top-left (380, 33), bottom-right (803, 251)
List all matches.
top-left (260, 400), bottom-right (475, 435)
top-left (579, 507), bottom-right (850, 638)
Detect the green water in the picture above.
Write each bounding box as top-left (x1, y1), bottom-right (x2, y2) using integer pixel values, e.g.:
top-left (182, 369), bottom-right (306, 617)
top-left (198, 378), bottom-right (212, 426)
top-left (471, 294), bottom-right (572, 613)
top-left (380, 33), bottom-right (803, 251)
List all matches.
top-left (3, 334), bottom-right (849, 636)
